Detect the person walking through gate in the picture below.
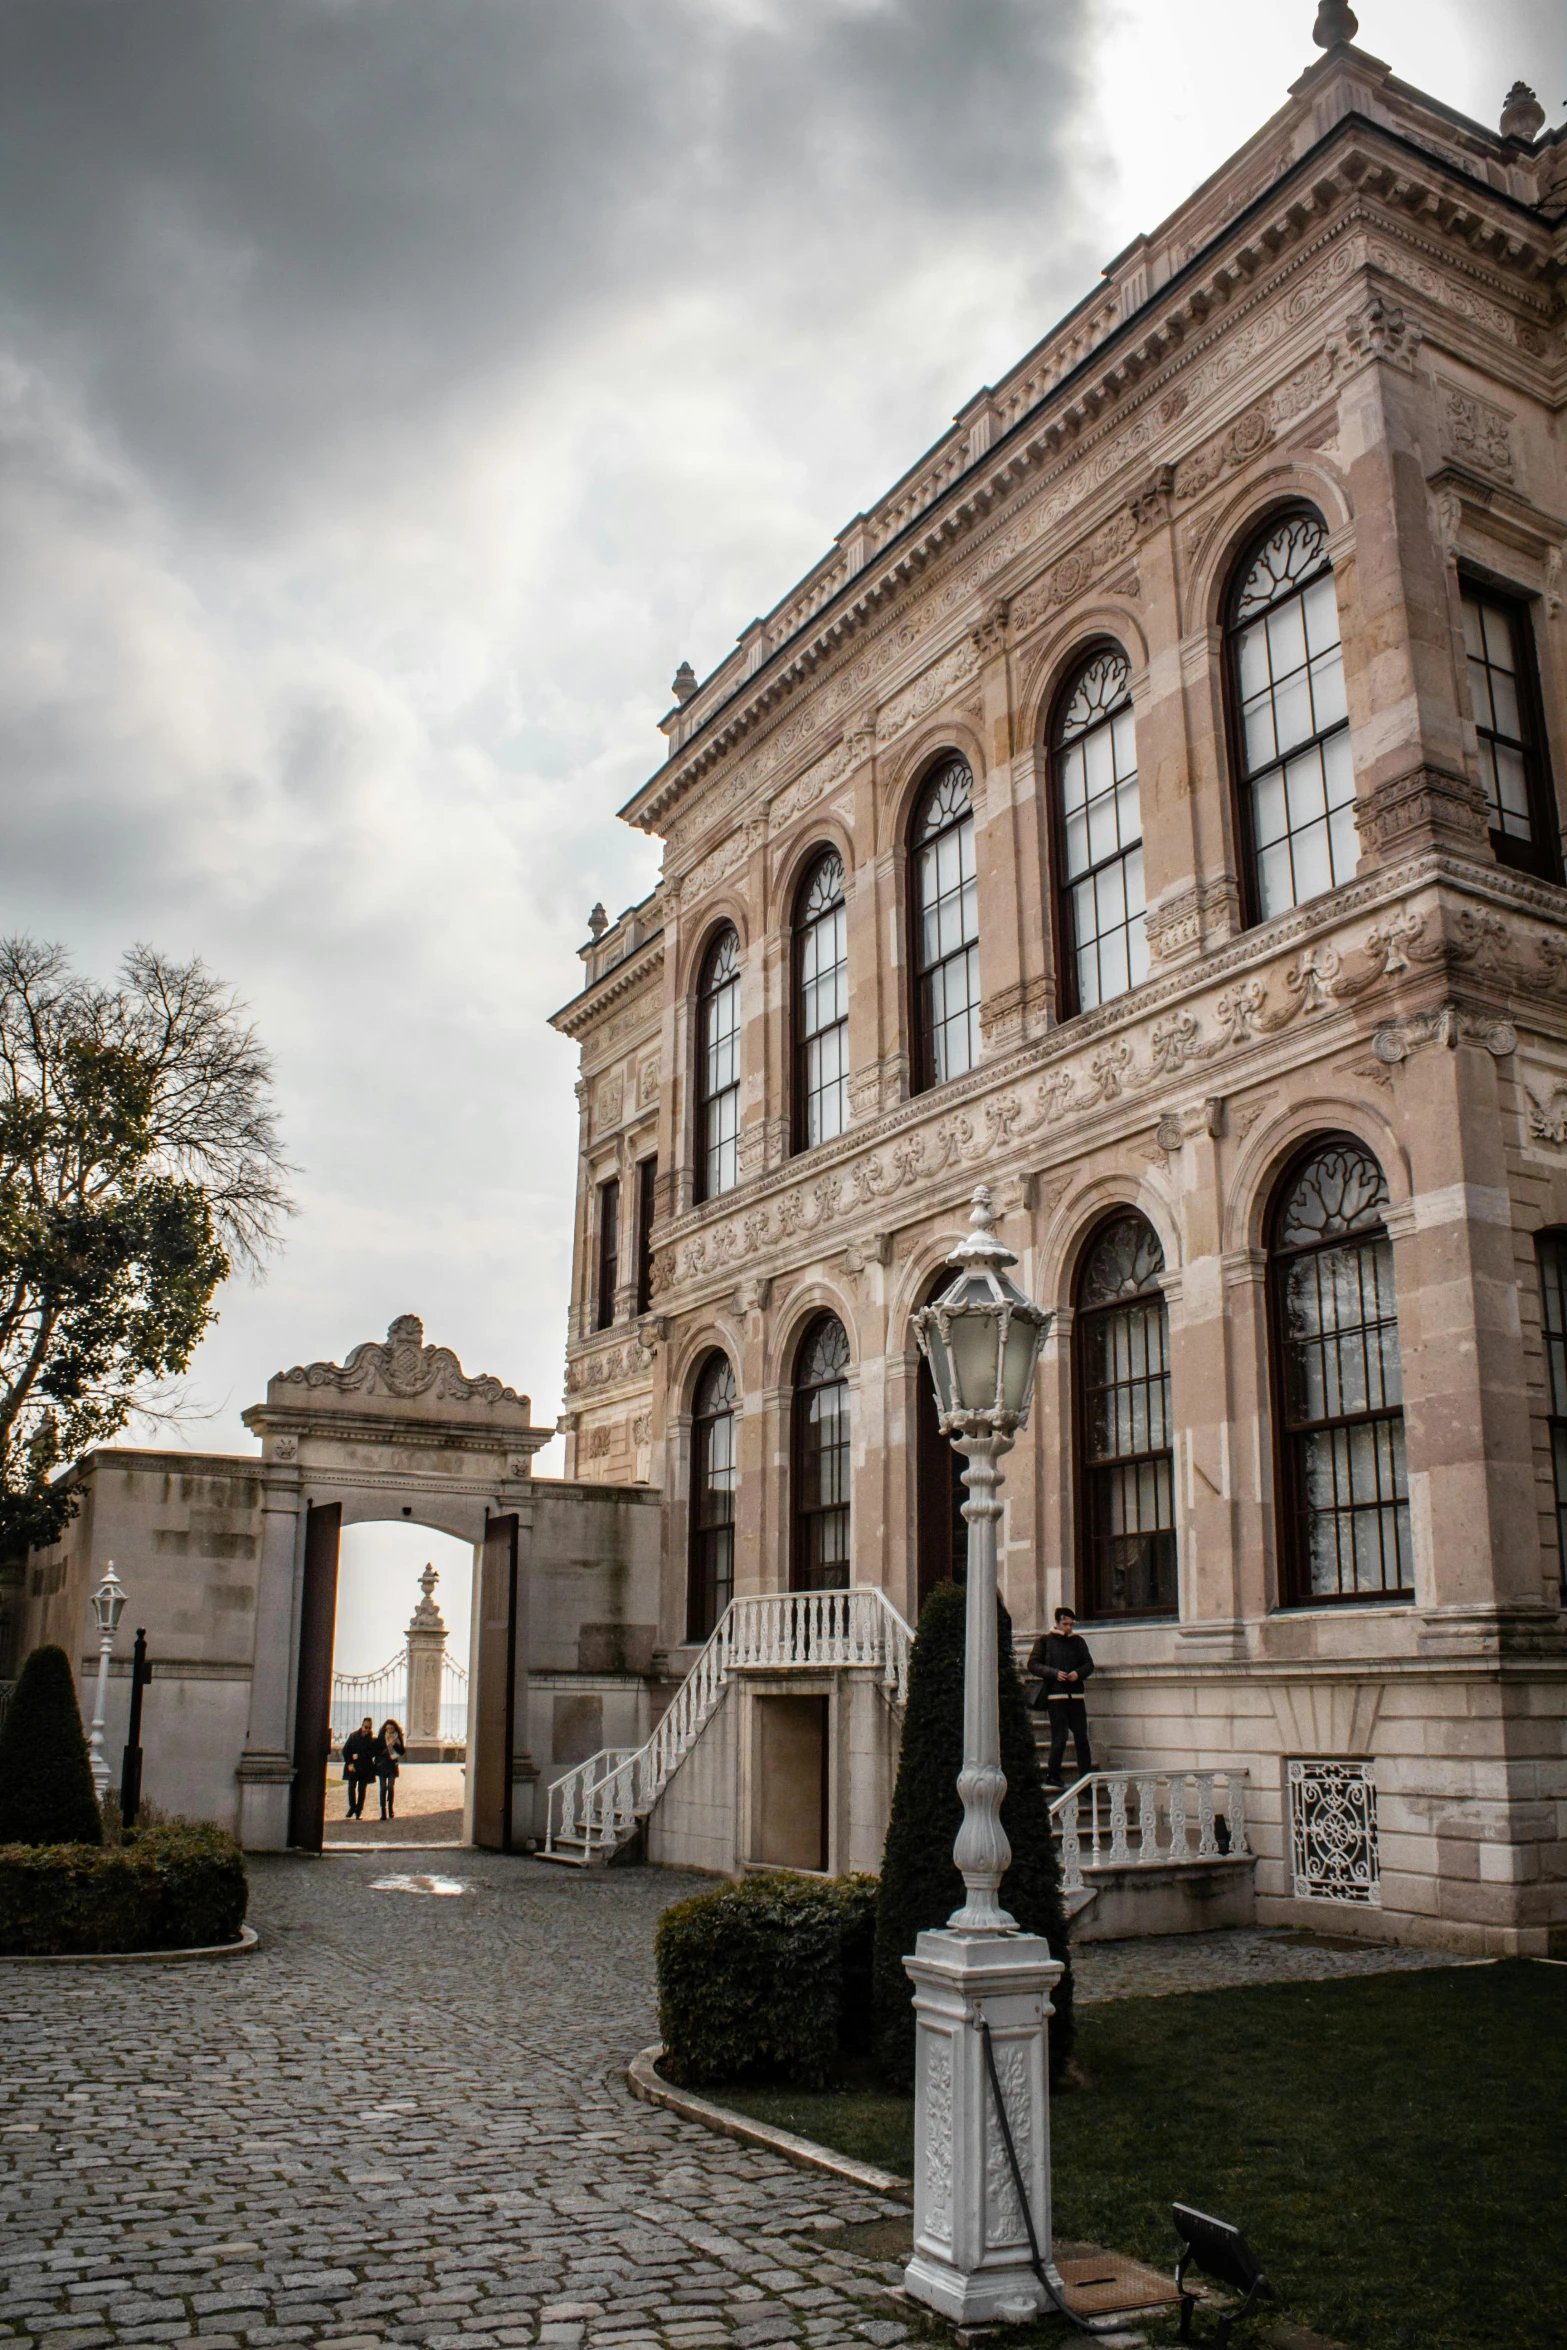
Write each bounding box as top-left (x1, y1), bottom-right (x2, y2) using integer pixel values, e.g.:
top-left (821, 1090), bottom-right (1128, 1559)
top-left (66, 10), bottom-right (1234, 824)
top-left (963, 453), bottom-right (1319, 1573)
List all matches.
top-left (377, 1719), bottom-right (406, 1820)
top-left (1028, 1606), bottom-right (1095, 1791)
top-left (342, 1716), bottom-right (381, 1819)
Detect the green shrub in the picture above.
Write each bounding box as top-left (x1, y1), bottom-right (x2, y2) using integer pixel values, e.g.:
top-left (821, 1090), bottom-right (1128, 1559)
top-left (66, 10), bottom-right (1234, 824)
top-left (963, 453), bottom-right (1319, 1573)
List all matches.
top-left (0, 1821), bottom-right (248, 1955)
top-left (872, 1581), bottom-right (1074, 2089)
top-left (0, 1643), bottom-right (103, 1847)
top-left (657, 1870), bottom-right (878, 2089)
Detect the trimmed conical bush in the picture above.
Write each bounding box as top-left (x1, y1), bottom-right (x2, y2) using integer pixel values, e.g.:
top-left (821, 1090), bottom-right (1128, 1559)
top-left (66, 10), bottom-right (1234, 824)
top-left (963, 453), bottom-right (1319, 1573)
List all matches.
top-left (0, 1644), bottom-right (104, 1847)
top-left (872, 1581), bottom-right (1073, 2087)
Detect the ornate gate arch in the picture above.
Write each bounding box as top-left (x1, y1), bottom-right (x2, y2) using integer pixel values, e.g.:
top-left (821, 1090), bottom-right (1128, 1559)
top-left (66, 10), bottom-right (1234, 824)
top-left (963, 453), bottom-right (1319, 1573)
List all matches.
top-left (237, 1315), bottom-right (551, 1852)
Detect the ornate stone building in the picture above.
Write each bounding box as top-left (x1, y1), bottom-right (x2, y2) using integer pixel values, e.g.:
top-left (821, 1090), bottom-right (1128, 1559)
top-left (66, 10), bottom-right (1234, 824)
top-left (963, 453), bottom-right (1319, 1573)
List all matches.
top-left (551, 28), bottom-right (1567, 1950)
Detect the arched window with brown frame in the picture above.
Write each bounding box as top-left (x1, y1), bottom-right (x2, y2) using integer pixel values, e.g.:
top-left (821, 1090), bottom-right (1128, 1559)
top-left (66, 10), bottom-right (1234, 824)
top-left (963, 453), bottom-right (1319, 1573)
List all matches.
top-left (1269, 1135), bottom-right (1412, 1606)
top-left (687, 1352), bottom-right (737, 1641)
top-left (694, 925), bottom-right (741, 1203)
top-left (794, 1314), bottom-right (851, 1592)
top-left (1051, 644), bottom-right (1147, 1015)
top-left (794, 848), bottom-right (848, 1150)
top-left (910, 755), bottom-right (980, 1092)
top-left (1073, 1211), bottom-right (1177, 1619)
top-left (1225, 507), bottom-right (1355, 924)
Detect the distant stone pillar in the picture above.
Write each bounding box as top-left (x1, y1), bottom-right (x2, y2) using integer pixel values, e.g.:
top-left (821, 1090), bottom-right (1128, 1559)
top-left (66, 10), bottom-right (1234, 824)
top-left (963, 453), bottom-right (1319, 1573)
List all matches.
top-left (405, 1564), bottom-right (448, 1761)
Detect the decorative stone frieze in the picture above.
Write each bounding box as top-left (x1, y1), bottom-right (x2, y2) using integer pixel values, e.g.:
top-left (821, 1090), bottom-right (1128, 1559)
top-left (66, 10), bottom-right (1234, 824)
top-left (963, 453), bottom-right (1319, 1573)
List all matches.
top-left (1371, 1006), bottom-right (1518, 1063)
top-left (1356, 765), bottom-right (1491, 862)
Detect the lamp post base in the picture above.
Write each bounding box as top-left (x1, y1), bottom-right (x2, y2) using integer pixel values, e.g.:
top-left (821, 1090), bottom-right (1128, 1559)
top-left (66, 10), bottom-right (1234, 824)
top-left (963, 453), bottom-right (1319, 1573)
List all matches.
top-left (902, 1929), bottom-right (1064, 2324)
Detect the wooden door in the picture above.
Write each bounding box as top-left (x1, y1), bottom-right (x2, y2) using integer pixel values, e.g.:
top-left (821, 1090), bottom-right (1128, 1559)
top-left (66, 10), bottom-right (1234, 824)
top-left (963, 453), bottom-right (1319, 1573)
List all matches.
top-left (470, 1513), bottom-right (519, 1850)
top-left (287, 1501), bottom-right (342, 1852)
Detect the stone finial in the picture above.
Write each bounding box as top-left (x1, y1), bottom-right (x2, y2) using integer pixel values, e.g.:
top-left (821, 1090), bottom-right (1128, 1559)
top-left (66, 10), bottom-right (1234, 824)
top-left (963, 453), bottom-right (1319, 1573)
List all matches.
top-left (409, 1563), bottom-right (446, 1633)
top-left (1499, 82), bottom-right (1546, 142)
top-left (587, 903), bottom-right (608, 939)
top-left (671, 661), bottom-right (698, 705)
top-left (1311, 0), bottom-right (1358, 46)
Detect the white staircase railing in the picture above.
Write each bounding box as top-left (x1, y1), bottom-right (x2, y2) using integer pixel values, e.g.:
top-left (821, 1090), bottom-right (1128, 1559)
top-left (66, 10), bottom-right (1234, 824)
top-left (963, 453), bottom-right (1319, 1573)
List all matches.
top-left (1049, 1768), bottom-right (1251, 1896)
top-left (543, 1584), bottom-right (912, 1860)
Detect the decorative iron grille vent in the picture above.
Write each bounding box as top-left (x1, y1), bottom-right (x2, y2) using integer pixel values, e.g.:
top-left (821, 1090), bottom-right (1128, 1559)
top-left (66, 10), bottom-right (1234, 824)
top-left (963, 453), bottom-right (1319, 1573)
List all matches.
top-left (1288, 1757), bottom-right (1380, 1905)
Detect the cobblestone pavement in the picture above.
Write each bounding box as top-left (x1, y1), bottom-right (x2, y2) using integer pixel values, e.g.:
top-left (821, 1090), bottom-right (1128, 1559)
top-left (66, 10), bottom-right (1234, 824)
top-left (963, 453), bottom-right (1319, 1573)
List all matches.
top-left (1072, 1924), bottom-right (1471, 2004)
top-left (0, 1853), bottom-right (915, 2350)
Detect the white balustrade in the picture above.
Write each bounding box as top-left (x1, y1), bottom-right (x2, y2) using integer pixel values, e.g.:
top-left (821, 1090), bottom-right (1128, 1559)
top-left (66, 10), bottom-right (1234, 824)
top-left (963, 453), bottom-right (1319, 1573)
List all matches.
top-left (1049, 1768), bottom-right (1251, 1894)
top-left (543, 1584), bottom-right (911, 1858)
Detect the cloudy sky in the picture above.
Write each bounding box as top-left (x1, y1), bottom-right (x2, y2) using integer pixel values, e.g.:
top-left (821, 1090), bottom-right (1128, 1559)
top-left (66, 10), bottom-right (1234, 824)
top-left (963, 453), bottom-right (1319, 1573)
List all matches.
top-left (2, 0), bottom-right (1561, 1656)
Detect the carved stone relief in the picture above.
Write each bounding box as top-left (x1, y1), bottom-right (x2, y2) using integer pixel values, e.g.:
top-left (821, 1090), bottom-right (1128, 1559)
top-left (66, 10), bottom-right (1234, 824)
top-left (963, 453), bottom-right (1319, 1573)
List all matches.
top-left (1437, 379), bottom-right (1516, 485)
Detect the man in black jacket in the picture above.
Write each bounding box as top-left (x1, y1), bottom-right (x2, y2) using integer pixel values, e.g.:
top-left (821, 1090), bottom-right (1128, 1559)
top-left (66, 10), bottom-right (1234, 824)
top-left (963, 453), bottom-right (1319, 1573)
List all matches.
top-left (1027, 1607), bottom-right (1095, 1789)
top-left (341, 1718), bottom-right (382, 1820)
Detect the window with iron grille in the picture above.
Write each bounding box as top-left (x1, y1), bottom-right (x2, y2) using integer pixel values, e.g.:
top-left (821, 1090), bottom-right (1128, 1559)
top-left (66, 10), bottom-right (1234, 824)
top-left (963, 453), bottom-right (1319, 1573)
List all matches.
top-left (1270, 1136), bottom-right (1412, 1606)
top-left (1052, 647), bottom-right (1147, 1014)
top-left (1288, 1758), bottom-right (1380, 1905)
top-left (912, 757), bottom-right (980, 1091)
top-left (1461, 582), bottom-right (1560, 882)
top-left (688, 1353), bottom-right (737, 1642)
top-left (695, 927), bottom-right (741, 1202)
top-left (634, 1156), bottom-right (658, 1317)
top-left (1075, 1211), bottom-right (1177, 1618)
top-left (794, 850), bottom-right (848, 1149)
top-left (594, 1177), bottom-right (619, 1333)
top-left (1534, 1231), bottom-right (1567, 1601)
top-left (794, 1314), bottom-right (851, 1592)
top-left (1227, 510), bottom-right (1355, 923)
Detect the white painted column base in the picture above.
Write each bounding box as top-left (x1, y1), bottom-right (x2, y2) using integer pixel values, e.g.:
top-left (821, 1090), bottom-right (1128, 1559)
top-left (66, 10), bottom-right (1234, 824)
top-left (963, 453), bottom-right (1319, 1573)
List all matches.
top-left (903, 1928), bottom-right (1063, 2325)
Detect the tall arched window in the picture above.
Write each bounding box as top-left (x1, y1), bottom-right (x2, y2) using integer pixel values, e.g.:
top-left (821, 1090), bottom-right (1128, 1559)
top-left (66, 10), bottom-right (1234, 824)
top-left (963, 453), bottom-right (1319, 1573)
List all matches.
top-left (795, 850), bottom-right (848, 1150)
top-left (695, 926), bottom-right (741, 1203)
top-left (688, 1353), bottom-right (737, 1641)
top-left (1270, 1136), bottom-right (1411, 1605)
top-left (1227, 510), bottom-right (1354, 923)
top-left (911, 757), bottom-right (980, 1091)
top-left (794, 1315), bottom-right (851, 1591)
top-left (1075, 1213), bottom-right (1176, 1618)
top-left (1052, 646), bottom-right (1147, 1015)
top-left (1534, 1232), bottom-right (1567, 1602)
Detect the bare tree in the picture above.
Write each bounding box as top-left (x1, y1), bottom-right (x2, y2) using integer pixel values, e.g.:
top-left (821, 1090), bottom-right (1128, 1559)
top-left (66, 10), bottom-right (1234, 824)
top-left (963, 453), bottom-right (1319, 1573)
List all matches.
top-left (0, 938), bottom-right (295, 1558)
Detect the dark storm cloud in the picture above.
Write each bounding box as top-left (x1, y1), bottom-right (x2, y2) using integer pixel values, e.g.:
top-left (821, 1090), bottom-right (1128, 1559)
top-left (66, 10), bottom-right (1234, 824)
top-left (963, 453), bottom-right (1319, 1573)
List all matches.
top-left (0, 0), bottom-right (1090, 530)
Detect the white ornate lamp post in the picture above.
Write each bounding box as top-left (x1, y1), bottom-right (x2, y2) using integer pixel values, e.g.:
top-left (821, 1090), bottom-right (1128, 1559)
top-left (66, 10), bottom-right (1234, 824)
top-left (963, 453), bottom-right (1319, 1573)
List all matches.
top-left (86, 1562), bottom-right (128, 1800)
top-left (903, 1186), bottom-right (1062, 2324)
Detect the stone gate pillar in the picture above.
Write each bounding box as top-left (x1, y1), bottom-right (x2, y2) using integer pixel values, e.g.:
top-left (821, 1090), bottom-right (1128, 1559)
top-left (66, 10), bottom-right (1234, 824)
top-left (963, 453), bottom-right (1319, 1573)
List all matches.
top-left (405, 1563), bottom-right (449, 1760)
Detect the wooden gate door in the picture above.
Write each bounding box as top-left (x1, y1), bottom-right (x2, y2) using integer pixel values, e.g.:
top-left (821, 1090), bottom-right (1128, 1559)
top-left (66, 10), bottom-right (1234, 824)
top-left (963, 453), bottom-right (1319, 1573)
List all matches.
top-left (470, 1513), bottom-right (519, 1851)
top-left (287, 1501), bottom-right (342, 1852)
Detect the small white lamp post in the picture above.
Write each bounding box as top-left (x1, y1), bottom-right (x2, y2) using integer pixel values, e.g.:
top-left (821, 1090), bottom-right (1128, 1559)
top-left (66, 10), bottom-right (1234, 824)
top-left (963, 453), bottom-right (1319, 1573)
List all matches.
top-left (86, 1562), bottom-right (128, 1800)
top-left (903, 1185), bottom-right (1062, 2324)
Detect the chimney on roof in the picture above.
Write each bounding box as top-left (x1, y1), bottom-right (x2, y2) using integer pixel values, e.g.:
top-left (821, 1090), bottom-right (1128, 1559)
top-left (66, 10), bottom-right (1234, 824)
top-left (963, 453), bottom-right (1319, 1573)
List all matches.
top-left (1499, 82), bottom-right (1546, 142)
top-left (1311, 0), bottom-right (1358, 45)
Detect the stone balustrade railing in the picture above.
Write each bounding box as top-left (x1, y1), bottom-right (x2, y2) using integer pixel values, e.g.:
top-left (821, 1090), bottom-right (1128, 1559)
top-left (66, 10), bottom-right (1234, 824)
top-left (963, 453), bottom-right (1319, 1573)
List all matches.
top-left (1048, 1768), bottom-right (1251, 1895)
top-left (543, 1584), bottom-right (912, 1860)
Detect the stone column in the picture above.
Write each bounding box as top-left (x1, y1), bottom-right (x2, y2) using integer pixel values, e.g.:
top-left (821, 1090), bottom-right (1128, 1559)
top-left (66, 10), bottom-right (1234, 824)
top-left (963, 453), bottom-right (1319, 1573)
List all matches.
top-left (235, 1462), bottom-right (303, 1851)
top-left (405, 1563), bottom-right (448, 1761)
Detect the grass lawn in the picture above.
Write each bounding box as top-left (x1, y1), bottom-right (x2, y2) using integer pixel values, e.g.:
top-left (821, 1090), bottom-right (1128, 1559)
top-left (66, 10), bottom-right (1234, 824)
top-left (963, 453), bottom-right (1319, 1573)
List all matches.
top-left (708, 1960), bottom-right (1566, 2350)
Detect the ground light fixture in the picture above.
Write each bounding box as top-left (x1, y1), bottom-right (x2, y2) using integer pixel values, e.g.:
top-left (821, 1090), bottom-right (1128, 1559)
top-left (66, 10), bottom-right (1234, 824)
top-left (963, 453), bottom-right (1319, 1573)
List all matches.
top-left (901, 1186), bottom-right (1067, 2324)
top-left (86, 1561), bottom-right (128, 1799)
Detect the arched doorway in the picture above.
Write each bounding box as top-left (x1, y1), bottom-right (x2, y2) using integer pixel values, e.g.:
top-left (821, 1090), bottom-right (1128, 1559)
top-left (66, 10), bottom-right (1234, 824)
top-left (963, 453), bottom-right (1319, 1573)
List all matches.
top-left (915, 1273), bottom-right (967, 1611)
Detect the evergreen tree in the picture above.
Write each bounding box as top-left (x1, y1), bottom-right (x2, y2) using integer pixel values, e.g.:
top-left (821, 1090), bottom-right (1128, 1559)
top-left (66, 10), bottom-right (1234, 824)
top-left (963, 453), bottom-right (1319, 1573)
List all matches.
top-left (0, 1643), bottom-right (103, 1846)
top-left (872, 1581), bottom-right (1073, 2087)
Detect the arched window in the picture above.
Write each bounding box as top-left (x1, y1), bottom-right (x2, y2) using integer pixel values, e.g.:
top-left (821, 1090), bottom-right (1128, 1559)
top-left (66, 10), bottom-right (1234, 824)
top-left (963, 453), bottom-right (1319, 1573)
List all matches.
top-left (695, 927), bottom-right (741, 1203)
top-left (911, 757), bottom-right (980, 1091)
top-left (795, 850), bottom-right (848, 1150)
top-left (1074, 1213), bottom-right (1176, 1618)
top-left (1227, 510), bottom-right (1354, 923)
top-left (1270, 1136), bottom-right (1411, 1605)
top-left (1052, 646), bottom-right (1147, 1014)
top-left (1535, 1233), bottom-right (1567, 1602)
top-left (687, 1353), bottom-right (737, 1641)
top-left (794, 1315), bottom-right (851, 1592)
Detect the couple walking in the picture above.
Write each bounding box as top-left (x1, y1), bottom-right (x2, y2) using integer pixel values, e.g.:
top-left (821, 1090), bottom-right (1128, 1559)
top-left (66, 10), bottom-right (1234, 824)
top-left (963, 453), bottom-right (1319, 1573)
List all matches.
top-left (342, 1717), bottom-right (406, 1819)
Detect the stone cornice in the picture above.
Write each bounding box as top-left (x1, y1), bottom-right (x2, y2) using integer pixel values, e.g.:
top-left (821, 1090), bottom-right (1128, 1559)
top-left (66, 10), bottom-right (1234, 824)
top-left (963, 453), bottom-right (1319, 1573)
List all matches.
top-left (624, 111), bottom-right (1561, 843)
top-left (549, 934), bottom-right (666, 1039)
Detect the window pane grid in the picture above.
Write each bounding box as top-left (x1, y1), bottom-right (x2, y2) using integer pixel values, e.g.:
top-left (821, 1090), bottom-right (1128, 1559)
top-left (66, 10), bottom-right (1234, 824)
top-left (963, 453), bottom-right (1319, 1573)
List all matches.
top-left (688, 1355), bottom-right (737, 1641)
top-left (1463, 584), bottom-right (1545, 849)
top-left (796, 860), bottom-right (848, 1148)
top-left (1056, 651), bottom-right (1147, 1013)
top-left (1230, 516), bottom-right (1356, 920)
top-left (914, 761), bottom-right (980, 1088)
top-left (697, 931), bottom-right (741, 1201)
top-left (1536, 1233), bottom-right (1567, 1601)
top-left (796, 1317), bottom-right (851, 1592)
top-left (1076, 1213), bottom-right (1176, 1618)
